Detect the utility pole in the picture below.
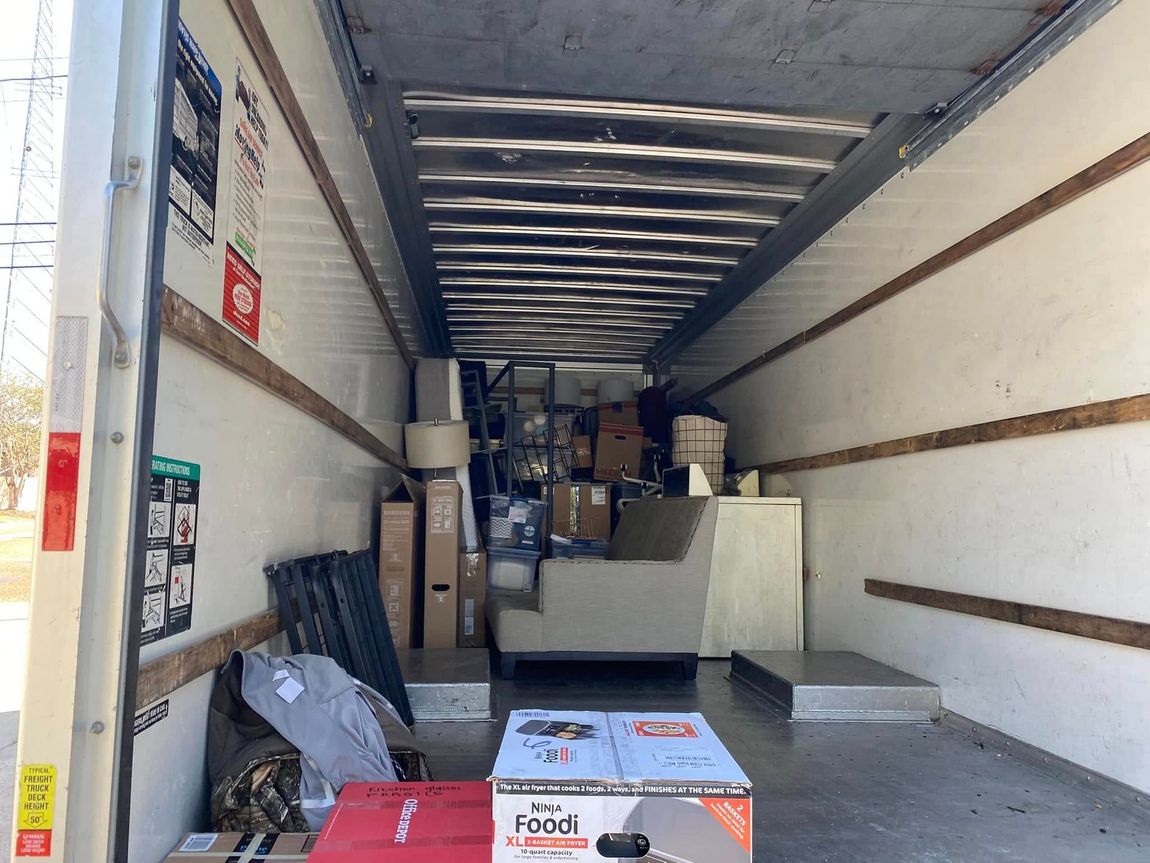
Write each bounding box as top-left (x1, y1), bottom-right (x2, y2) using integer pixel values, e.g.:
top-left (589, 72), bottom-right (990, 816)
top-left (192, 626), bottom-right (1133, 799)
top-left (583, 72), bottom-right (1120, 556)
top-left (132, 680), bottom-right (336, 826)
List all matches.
top-left (1, 0), bottom-right (57, 382)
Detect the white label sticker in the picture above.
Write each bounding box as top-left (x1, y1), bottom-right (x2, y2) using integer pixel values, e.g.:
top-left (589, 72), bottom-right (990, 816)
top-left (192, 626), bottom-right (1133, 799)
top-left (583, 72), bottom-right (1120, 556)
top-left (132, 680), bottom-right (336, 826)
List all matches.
top-left (273, 669), bottom-right (289, 681)
top-left (276, 678), bottom-right (304, 704)
top-left (591, 486), bottom-right (607, 506)
top-left (509, 504), bottom-right (529, 524)
top-left (180, 834), bottom-right (218, 851)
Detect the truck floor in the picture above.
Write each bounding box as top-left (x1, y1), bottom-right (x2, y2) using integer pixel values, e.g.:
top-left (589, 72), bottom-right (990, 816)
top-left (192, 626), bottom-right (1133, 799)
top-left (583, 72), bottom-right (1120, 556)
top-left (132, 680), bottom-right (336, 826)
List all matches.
top-left (413, 659), bottom-right (1149, 862)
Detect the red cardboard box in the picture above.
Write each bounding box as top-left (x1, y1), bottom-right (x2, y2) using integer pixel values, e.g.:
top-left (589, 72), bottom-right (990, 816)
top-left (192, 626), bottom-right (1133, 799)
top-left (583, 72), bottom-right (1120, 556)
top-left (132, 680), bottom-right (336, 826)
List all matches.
top-left (309, 782), bottom-right (492, 862)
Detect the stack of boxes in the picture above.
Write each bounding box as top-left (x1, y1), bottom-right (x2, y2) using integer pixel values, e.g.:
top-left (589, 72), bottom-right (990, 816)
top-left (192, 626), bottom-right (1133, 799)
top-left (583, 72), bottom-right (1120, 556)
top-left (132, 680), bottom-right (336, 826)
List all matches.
top-left (378, 394), bottom-right (652, 645)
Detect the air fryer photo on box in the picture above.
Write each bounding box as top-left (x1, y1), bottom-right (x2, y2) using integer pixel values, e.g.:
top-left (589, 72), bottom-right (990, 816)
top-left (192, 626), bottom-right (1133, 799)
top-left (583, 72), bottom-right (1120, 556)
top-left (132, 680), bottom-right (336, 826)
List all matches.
top-left (490, 710), bottom-right (752, 863)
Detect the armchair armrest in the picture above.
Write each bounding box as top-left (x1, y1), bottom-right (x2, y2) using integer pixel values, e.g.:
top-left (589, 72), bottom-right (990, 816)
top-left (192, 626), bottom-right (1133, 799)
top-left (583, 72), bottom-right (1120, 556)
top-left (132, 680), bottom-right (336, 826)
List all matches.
top-left (538, 557), bottom-right (710, 653)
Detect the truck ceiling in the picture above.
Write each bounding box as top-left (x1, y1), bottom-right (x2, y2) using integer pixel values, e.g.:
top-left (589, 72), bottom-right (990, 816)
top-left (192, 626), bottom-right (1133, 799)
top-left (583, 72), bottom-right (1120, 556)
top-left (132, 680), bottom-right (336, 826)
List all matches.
top-left (330, 0), bottom-right (1096, 364)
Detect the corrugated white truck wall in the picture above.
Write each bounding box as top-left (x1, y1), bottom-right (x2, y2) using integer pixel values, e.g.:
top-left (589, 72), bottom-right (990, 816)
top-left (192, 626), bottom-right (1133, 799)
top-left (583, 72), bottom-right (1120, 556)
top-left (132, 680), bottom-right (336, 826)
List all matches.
top-left (129, 1), bottom-right (412, 858)
top-left (674, 1), bottom-right (1150, 792)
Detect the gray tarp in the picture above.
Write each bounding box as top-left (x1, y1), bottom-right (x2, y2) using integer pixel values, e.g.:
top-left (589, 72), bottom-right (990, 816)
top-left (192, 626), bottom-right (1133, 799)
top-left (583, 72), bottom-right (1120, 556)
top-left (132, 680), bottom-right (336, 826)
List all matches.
top-left (236, 651), bottom-right (397, 829)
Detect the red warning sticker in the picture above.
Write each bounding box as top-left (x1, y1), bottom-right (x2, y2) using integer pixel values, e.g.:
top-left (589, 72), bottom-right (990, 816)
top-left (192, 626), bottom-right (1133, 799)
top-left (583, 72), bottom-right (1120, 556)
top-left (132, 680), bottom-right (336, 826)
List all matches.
top-left (15, 829), bottom-right (52, 857)
top-left (222, 243), bottom-right (261, 344)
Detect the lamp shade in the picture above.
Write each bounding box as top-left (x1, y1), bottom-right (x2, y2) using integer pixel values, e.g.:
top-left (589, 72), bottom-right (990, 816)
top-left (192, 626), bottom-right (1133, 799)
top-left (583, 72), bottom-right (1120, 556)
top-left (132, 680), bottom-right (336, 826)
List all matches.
top-left (404, 420), bottom-right (471, 469)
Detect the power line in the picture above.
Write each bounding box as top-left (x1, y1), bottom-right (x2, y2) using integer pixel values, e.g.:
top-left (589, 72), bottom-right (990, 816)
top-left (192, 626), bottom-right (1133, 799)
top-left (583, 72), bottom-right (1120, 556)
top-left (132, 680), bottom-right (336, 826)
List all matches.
top-left (0, 265), bottom-right (52, 270)
top-left (0, 74), bottom-right (66, 84)
top-left (0, 222), bottom-right (54, 227)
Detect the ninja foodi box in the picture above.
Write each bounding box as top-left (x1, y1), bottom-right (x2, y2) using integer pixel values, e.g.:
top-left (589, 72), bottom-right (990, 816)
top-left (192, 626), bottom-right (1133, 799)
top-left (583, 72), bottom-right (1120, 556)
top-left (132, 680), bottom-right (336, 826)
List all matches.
top-left (490, 710), bottom-right (752, 863)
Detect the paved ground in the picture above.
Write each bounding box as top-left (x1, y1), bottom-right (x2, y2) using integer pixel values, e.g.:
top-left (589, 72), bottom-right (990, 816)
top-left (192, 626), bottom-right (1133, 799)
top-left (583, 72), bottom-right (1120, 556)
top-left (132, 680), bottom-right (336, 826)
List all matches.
top-left (0, 598), bottom-right (29, 861)
top-left (415, 659), bottom-right (1150, 862)
top-left (0, 711), bottom-right (16, 863)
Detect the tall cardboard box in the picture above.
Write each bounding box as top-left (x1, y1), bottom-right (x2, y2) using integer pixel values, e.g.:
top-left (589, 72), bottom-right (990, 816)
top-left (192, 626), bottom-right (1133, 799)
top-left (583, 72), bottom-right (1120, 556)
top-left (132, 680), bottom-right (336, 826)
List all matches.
top-left (545, 483), bottom-right (611, 539)
top-left (458, 549), bottom-right (487, 648)
top-left (379, 478), bottom-right (424, 649)
top-left (423, 479), bottom-right (462, 648)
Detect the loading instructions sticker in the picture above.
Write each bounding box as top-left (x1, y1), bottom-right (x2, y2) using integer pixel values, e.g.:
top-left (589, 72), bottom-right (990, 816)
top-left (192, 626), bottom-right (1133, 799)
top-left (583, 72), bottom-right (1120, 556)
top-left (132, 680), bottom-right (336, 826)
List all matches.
top-left (142, 457), bottom-right (201, 645)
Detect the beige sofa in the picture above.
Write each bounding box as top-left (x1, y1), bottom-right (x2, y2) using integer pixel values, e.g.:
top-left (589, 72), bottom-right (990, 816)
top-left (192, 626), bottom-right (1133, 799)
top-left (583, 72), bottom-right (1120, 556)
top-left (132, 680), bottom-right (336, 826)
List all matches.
top-left (486, 496), bottom-right (719, 679)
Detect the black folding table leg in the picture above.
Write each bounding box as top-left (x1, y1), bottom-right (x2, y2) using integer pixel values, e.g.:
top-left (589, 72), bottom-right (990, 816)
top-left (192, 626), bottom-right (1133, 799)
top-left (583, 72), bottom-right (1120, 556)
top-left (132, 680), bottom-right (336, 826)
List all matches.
top-left (288, 561), bottom-right (323, 654)
top-left (266, 563), bottom-right (304, 655)
top-left (348, 551), bottom-right (414, 727)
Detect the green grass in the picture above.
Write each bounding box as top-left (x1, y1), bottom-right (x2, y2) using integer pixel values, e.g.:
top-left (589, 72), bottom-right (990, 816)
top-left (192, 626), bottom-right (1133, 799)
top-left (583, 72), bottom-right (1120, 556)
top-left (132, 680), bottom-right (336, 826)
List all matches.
top-left (0, 512), bottom-right (34, 603)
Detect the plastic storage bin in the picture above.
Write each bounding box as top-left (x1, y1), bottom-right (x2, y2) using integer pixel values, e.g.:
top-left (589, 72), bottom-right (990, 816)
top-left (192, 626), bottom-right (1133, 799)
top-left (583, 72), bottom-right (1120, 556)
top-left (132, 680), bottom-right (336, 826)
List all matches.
top-left (485, 495), bottom-right (548, 551)
top-left (550, 536), bottom-right (610, 560)
top-left (487, 547), bottom-right (541, 592)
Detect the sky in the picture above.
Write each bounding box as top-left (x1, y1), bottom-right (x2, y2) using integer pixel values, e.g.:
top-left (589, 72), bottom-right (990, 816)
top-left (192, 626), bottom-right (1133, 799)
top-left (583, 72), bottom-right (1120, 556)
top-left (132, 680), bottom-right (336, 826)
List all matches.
top-left (0, 0), bottom-right (72, 382)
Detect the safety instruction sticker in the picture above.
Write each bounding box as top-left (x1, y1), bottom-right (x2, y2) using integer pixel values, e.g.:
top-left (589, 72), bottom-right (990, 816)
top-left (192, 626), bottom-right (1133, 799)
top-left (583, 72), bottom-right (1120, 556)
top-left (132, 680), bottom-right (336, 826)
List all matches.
top-left (222, 59), bottom-right (269, 344)
top-left (141, 456), bottom-right (201, 645)
top-left (15, 764), bottom-right (55, 857)
top-left (169, 19), bottom-right (222, 263)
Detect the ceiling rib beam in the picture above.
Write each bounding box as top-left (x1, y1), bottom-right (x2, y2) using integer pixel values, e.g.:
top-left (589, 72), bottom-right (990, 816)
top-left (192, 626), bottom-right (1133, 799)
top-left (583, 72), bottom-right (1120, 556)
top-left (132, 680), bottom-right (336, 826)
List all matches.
top-left (429, 223), bottom-right (757, 246)
top-left (412, 137), bottom-right (838, 173)
top-left (423, 198), bottom-right (777, 226)
top-left (417, 172), bottom-right (807, 202)
top-left (448, 318), bottom-right (673, 331)
top-left (433, 245), bottom-right (740, 266)
top-left (446, 305), bottom-right (681, 320)
top-left (436, 263), bottom-right (721, 282)
top-left (404, 94), bottom-right (875, 138)
top-left (444, 293), bottom-right (695, 308)
top-left (440, 279), bottom-right (707, 296)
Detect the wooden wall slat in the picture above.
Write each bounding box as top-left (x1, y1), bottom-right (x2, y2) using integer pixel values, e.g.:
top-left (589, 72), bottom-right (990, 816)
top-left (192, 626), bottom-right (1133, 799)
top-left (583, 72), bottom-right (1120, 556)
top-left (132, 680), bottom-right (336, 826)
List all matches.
top-left (865, 579), bottom-right (1150, 651)
top-left (160, 287), bottom-right (409, 472)
top-left (687, 131), bottom-right (1150, 403)
top-left (225, 0), bottom-right (415, 367)
top-left (755, 392), bottom-right (1150, 474)
top-left (136, 609), bottom-right (283, 710)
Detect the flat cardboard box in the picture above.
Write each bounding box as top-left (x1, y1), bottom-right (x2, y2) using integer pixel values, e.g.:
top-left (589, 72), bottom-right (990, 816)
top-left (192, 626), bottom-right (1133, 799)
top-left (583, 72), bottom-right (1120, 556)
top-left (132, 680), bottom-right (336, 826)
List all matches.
top-left (458, 549), bottom-right (487, 648)
top-left (491, 710), bottom-right (751, 863)
top-left (380, 477), bottom-right (425, 649)
top-left (309, 782), bottom-right (492, 862)
top-left (165, 833), bottom-right (317, 860)
top-left (572, 435), bottom-right (593, 469)
top-left (423, 479), bottom-right (462, 649)
top-left (545, 483), bottom-right (611, 539)
top-left (594, 423), bottom-right (644, 482)
top-left (597, 400), bottom-right (639, 427)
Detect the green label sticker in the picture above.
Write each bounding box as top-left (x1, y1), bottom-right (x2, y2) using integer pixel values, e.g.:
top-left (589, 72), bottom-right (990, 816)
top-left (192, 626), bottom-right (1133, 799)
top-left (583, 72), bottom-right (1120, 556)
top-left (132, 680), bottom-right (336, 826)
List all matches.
top-left (150, 456), bottom-right (200, 481)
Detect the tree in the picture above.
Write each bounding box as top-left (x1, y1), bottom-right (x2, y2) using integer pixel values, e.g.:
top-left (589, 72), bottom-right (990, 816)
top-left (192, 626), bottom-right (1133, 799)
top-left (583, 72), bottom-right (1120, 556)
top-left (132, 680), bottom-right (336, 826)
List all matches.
top-left (0, 374), bottom-right (44, 510)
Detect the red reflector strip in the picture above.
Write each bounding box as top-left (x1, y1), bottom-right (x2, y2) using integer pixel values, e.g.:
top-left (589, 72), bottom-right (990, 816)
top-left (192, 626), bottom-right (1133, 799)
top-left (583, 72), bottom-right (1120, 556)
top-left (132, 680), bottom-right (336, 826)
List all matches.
top-left (41, 316), bottom-right (88, 552)
top-left (41, 432), bottom-right (81, 552)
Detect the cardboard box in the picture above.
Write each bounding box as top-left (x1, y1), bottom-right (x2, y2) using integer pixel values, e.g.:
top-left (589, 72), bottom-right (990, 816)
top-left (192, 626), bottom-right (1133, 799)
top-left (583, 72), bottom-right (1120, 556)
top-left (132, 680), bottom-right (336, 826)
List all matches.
top-left (545, 483), bottom-right (611, 539)
top-left (491, 710), bottom-right (751, 863)
top-left (165, 833), bottom-right (317, 860)
top-left (423, 479), bottom-right (462, 649)
top-left (380, 477), bottom-right (425, 649)
top-left (309, 782), bottom-right (492, 862)
top-left (572, 435), bottom-right (593, 469)
top-left (458, 549), bottom-right (487, 648)
top-left (597, 399), bottom-right (639, 427)
top-left (594, 423), bottom-right (644, 482)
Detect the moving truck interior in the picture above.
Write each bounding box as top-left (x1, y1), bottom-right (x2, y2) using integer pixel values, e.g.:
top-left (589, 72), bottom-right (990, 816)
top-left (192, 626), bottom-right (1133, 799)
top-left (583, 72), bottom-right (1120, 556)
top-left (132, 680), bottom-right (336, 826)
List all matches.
top-left (13, 0), bottom-right (1150, 859)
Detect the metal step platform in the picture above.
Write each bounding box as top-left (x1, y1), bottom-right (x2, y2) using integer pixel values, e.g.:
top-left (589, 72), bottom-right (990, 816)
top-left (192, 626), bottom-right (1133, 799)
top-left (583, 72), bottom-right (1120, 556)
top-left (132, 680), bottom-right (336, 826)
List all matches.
top-left (397, 648), bottom-right (492, 721)
top-left (730, 650), bottom-right (940, 721)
